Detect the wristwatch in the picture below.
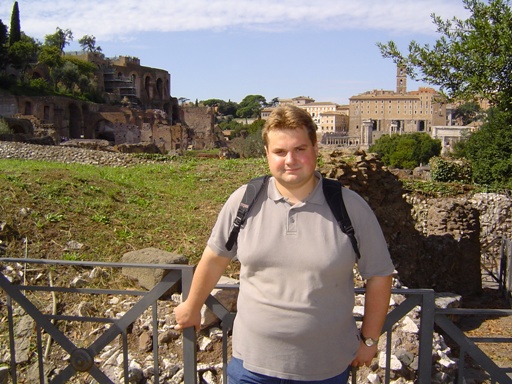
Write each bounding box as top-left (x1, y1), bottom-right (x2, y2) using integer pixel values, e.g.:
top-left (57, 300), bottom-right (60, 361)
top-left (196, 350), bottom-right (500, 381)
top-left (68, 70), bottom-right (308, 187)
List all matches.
top-left (360, 333), bottom-right (378, 347)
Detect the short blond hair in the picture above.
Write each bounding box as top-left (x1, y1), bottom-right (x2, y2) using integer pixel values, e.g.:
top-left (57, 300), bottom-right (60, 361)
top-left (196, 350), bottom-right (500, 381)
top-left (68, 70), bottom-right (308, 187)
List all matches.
top-left (262, 105), bottom-right (317, 147)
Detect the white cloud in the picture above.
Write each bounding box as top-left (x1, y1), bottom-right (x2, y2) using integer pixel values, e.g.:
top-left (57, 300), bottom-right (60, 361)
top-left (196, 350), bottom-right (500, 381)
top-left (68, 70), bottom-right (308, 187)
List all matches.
top-left (5, 0), bottom-right (468, 41)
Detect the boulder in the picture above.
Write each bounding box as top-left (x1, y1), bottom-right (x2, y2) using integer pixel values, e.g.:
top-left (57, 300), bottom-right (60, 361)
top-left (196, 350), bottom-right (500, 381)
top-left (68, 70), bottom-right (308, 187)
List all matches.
top-left (121, 248), bottom-right (188, 296)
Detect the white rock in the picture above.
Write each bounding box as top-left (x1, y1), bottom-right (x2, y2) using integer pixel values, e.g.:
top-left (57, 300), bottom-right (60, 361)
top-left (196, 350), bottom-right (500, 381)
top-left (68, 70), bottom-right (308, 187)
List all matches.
top-left (401, 316), bottom-right (419, 334)
top-left (202, 370), bottom-right (216, 384)
top-left (199, 336), bottom-right (213, 351)
top-left (379, 353), bottom-right (402, 371)
top-left (368, 372), bottom-right (381, 383)
top-left (353, 305), bottom-right (365, 317)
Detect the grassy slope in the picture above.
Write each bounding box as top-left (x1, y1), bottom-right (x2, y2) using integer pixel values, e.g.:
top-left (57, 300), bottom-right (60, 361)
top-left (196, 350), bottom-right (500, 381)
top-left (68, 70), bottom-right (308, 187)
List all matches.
top-left (0, 157), bottom-right (269, 266)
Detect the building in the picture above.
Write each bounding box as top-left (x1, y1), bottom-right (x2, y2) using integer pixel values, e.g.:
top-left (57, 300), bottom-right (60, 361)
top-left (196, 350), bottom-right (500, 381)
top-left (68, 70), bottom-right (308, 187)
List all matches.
top-left (262, 97), bottom-right (348, 135)
top-left (37, 51), bottom-right (174, 115)
top-left (278, 96), bottom-right (315, 106)
top-left (318, 110), bottom-right (349, 134)
top-left (348, 66), bottom-right (449, 145)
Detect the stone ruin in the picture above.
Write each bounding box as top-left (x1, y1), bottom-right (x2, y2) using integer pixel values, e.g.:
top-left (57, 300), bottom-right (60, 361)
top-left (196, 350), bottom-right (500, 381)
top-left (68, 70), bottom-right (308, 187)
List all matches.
top-left (1, 94), bottom-right (225, 154)
top-left (318, 149), bottom-right (489, 296)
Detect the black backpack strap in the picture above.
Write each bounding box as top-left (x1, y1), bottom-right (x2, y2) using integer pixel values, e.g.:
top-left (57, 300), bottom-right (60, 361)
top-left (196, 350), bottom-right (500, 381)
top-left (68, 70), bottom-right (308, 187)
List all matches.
top-left (322, 178), bottom-right (361, 259)
top-left (225, 175), bottom-right (270, 251)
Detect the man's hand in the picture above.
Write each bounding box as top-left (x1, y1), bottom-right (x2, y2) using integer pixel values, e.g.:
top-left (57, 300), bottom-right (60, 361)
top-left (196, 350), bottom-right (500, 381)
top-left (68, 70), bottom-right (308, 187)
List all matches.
top-left (173, 301), bottom-right (201, 331)
top-left (172, 246), bottom-right (231, 331)
top-left (351, 342), bottom-right (378, 367)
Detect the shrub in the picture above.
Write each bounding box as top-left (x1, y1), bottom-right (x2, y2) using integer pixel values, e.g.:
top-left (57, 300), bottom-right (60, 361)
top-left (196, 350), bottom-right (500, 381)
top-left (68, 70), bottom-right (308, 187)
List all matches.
top-left (230, 130), bottom-right (265, 158)
top-left (430, 156), bottom-right (472, 183)
top-left (0, 118), bottom-right (11, 134)
top-left (29, 78), bottom-right (51, 92)
top-left (370, 132), bottom-right (441, 169)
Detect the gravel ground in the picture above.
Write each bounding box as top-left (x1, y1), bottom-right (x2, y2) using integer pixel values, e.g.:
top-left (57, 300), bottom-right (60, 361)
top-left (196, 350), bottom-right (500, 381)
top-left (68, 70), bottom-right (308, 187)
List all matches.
top-left (0, 141), bottom-right (154, 167)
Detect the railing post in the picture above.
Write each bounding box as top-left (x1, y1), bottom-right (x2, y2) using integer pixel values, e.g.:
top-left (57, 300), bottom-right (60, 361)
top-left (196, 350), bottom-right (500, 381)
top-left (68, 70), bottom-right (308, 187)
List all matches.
top-left (417, 290), bottom-right (435, 383)
top-left (505, 239), bottom-right (512, 303)
top-left (181, 267), bottom-right (197, 384)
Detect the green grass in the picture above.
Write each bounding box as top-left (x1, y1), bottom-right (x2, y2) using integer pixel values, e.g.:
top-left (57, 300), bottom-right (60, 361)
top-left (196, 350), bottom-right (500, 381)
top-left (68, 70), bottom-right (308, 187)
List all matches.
top-left (0, 157), bottom-right (268, 265)
top-left (2, 154), bottom-right (498, 266)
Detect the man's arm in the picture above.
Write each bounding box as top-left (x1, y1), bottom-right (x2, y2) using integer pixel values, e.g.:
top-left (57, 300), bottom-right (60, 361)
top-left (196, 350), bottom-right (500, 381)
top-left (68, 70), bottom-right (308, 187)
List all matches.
top-left (174, 245), bottom-right (231, 330)
top-left (351, 275), bottom-right (392, 367)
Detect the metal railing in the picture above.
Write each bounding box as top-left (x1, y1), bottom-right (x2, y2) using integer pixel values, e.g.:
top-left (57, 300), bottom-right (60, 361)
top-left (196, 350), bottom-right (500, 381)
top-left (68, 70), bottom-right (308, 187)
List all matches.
top-left (481, 237), bottom-right (512, 305)
top-left (1, 258), bottom-right (511, 383)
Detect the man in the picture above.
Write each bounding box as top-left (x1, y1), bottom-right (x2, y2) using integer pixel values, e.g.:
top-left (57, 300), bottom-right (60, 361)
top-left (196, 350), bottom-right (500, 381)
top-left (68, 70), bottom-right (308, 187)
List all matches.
top-left (174, 105), bottom-right (394, 383)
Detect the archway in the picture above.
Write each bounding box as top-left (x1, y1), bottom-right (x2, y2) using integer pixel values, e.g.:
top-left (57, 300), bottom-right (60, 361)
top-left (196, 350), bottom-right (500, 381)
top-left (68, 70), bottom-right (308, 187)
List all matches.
top-left (68, 104), bottom-right (82, 138)
top-left (145, 76), bottom-right (151, 99)
top-left (24, 101), bottom-right (32, 115)
top-left (156, 78), bottom-right (163, 99)
top-left (95, 119), bottom-right (115, 143)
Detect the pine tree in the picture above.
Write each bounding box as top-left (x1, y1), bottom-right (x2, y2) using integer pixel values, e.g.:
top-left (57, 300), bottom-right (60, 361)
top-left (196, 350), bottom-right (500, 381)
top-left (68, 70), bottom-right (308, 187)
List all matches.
top-left (9, 1), bottom-right (20, 47)
top-left (0, 19), bottom-right (8, 70)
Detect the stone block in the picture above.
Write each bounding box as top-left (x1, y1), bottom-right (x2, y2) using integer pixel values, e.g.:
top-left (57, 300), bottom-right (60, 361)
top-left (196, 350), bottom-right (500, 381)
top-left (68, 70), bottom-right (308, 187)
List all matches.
top-left (121, 248), bottom-right (188, 296)
top-left (200, 275), bottom-right (239, 329)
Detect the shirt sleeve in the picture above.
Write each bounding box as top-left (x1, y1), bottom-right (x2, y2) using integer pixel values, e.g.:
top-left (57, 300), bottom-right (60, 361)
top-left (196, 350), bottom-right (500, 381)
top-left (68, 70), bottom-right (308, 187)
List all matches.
top-left (342, 188), bottom-right (395, 279)
top-left (206, 185), bottom-right (247, 259)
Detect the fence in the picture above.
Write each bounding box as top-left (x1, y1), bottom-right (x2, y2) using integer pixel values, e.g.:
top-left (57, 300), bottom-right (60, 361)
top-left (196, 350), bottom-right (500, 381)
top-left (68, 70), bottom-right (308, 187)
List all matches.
top-left (0, 258), bottom-right (511, 383)
top-left (500, 238), bottom-right (512, 303)
top-left (481, 237), bottom-right (512, 305)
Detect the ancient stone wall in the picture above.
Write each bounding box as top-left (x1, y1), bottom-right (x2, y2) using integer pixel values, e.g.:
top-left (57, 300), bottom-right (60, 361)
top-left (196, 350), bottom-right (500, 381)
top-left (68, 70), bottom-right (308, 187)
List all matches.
top-left (0, 95), bottom-right (218, 153)
top-left (318, 149), bottom-right (500, 296)
top-left (0, 93), bottom-right (18, 116)
top-left (180, 106), bottom-right (216, 150)
top-left (469, 193), bottom-right (512, 241)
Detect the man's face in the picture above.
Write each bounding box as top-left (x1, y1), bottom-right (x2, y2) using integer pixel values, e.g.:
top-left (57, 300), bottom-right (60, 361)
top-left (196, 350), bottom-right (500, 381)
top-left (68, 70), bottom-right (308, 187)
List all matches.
top-left (265, 127), bottom-right (318, 190)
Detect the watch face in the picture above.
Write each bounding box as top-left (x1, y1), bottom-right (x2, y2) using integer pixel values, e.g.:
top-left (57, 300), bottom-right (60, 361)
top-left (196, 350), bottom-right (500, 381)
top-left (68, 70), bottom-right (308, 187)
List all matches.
top-left (361, 335), bottom-right (377, 346)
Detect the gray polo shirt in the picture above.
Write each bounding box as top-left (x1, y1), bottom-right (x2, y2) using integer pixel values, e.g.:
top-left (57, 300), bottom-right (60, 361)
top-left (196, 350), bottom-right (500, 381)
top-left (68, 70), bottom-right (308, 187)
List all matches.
top-left (207, 172), bottom-right (394, 381)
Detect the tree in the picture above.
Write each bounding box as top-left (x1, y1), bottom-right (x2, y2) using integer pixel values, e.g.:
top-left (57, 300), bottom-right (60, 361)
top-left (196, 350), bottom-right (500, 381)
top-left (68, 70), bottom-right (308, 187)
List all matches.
top-left (370, 132), bottom-right (441, 169)
top-left (0, 19), bottom-right (8, 70)
top-left (8, 33), bottom-right (39, 80)
top-left (178, 97), bottom-right (189, 105)
top-left (44, 27), bottom-right (73, 52)
top-left (377, 0), bottom-right (512, 185)
top-left (202, 98), bottom-right (239, 116)
top-left (236, 95), bottom-right (267, 119)
top-left (464, 107), bottom-right (512, 186)
top-left (38, 45), bottom-right (64, 88)
top-left (64, 56), bottom-right (96, 76)
top-left (267, 97), bottom-right (280, 107)
top-left (59, 61), bottom-right (80, 93)
top-left (8, 1), bottom-right (20, 47)
top-left (78, 35), bottom-right (101, 53)
top-left (377, 0), bottom-right (512, 109)
top-left (452, 101), bottom-right (483, 126)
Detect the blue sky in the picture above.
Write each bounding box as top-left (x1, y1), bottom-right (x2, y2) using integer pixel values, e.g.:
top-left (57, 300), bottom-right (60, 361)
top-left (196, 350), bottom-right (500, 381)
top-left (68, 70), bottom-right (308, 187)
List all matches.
top-left (0, 0), bottom-right (469, 104)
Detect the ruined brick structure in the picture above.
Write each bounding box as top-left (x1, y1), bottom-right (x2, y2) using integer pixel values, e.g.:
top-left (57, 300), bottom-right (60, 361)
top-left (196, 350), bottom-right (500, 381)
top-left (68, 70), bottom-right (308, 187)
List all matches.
top-left (0, 52), bottom-right (221, 152)
top-left (319, 149), bottom-right (482, 296)
top-left (180, 106), bottom-right (226, 150)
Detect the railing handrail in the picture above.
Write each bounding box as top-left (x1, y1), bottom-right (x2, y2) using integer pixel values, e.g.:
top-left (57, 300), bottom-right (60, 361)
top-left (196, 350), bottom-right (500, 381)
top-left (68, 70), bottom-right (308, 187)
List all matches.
top-left (1, 258), bottom-right (511, 383)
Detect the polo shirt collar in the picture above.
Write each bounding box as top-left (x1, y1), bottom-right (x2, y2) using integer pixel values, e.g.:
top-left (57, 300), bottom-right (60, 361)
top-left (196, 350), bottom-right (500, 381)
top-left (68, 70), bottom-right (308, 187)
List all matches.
top-left (268, 171), bottom-right (324, 205)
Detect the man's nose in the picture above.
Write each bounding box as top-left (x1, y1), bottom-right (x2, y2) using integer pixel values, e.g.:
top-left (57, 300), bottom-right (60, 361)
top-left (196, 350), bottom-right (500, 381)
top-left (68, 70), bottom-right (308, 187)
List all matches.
top-left (285, 151), bottom-right (295, 163)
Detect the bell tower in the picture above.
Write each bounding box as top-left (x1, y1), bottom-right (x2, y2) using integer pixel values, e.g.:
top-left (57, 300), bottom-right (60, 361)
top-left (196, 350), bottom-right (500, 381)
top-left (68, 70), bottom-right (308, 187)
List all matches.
top-left (396, 64), bottom-right (407, 95)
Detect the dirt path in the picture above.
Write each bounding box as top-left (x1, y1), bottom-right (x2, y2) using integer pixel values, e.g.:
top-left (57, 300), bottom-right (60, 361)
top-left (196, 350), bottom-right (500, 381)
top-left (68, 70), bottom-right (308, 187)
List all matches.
top-left (456, 269), bottom-right (512, 382)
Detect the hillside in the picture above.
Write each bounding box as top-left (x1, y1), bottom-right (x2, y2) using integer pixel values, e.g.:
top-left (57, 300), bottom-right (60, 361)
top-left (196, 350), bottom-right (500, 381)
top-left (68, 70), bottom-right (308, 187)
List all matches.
top-left (0, 146), bottom-right (268, 267)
